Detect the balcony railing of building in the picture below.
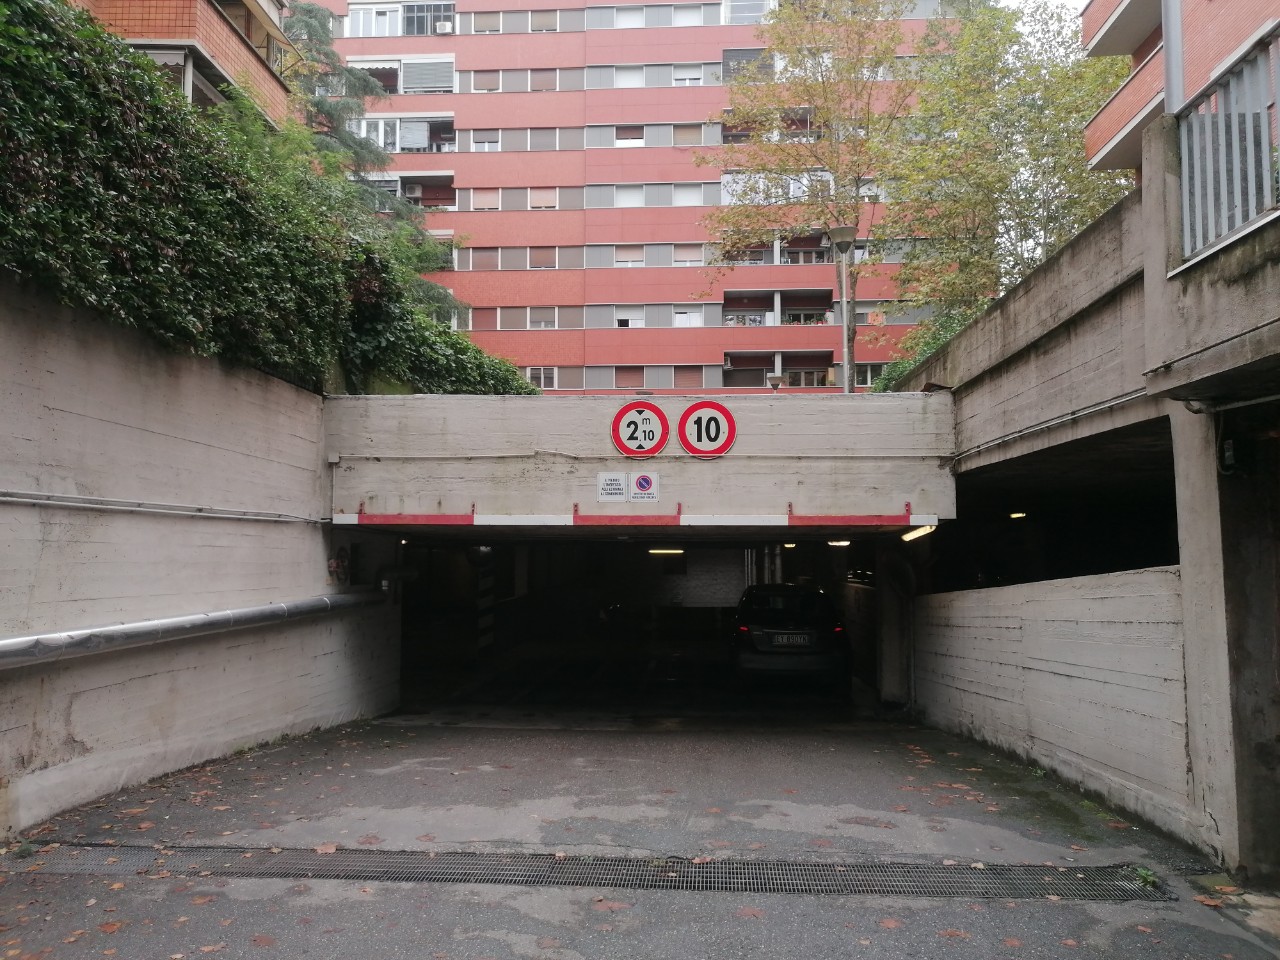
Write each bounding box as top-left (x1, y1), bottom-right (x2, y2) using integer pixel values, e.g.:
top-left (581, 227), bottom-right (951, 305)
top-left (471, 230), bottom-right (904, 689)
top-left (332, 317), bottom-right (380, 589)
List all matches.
top-left (1179, 25), bottom-right (1280, 257)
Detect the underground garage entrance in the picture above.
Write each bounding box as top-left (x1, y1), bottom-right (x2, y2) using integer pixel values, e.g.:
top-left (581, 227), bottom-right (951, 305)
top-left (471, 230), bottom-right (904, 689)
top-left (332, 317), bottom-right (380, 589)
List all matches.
top-left (393, 534), bottom-right (889, 718)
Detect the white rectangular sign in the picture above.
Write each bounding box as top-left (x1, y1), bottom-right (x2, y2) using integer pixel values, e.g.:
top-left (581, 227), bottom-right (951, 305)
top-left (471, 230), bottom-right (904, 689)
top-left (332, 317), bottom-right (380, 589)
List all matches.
top-left (597, 472), bottom-right (628, 502)
top-left (627, 472), bottom-right (660, 502)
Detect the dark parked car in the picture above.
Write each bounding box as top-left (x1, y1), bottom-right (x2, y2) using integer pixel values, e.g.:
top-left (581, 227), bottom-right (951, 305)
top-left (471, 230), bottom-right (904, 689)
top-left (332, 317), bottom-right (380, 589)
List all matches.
top-left (731, 583), bottom-right (851, 682)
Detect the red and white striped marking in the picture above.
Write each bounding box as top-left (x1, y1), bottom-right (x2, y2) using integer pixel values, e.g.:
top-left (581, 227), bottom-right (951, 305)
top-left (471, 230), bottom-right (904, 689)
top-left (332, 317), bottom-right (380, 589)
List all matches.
top-left (332, 504), bottom-right (937, 528)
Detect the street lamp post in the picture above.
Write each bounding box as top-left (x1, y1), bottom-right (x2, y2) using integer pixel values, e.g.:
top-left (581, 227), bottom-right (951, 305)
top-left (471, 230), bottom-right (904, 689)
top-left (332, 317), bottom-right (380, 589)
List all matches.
top-left (826, 225), bottom-right (859, 394)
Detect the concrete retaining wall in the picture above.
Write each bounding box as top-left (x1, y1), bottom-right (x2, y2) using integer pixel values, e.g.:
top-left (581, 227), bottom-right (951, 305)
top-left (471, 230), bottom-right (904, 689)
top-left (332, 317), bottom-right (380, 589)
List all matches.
top-left (914, 567), bottom-right (1193, 842)
top-left (0, 282), bottom-right (400, 835)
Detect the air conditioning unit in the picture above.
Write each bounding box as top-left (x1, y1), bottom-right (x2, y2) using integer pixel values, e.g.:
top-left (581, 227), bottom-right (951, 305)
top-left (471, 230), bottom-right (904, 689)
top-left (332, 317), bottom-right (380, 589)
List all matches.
top-left (403, 184), bottom-right (423, 198)
top-left (434, 20), bottom-right (454, 33)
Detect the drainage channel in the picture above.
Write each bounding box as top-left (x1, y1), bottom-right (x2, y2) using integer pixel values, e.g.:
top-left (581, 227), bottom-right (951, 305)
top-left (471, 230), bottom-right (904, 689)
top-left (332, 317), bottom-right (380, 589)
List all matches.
top-left (7, 845), bottom-right (1170, 902)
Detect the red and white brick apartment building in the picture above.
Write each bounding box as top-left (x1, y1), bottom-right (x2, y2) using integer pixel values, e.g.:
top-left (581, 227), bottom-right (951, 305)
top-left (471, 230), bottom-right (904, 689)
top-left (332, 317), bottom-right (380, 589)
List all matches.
top-left (1081, 0), bottom-right (1278, 173)
top-left (319, 0), bottom-right (939, 393)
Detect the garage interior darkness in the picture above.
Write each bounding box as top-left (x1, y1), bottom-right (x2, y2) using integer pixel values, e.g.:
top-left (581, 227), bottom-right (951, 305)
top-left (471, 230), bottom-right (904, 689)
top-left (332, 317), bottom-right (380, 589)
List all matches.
top-left (373, 416), bottom-right (1183, 718)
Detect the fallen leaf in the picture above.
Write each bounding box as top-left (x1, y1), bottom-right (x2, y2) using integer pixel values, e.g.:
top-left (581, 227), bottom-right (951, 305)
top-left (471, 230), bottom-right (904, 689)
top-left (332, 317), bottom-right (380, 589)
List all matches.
top-left (1137, 925), bottom-right (1153, 933)
top-left (879, 918), bottom-right (903, 929)
top-left (1105, 821), bottom-right (1131, 830)
top-left (191, 896), bottom-right (217, 905)
top-left (553, 851), bottom-right (567, 860)
top-left (136, 821), bottom-right (155, 831)
top-left (691, 856), bottom-right (714, 865)
top-left (942, 859), bottom-right (958, 866)
top-left (98, 922), bottom-right (123, 934)
top-left (893, 805), bottom-right (910, 812)
top-left (1002, 937), bottom-right (1023, 947)
top-left (938, 929), bottom-right (971, 939)
top-left (313, 843), bottom-right (339, 855)
top-left (1061, 939), bottom-right (1080, 947)
top-left (250, 934), bottom-right (277, 947)
top-left (811, 839), bottom-right (833, 848)
top-left (1194, 895), bottom-right (1224, 908)
top-left (970, 862), bottom-right (986, 869)
top-left (1045, 894), bottom-right (1062, 902)
top-left (1070, 844), bottom-right (1088, 851)
top-left (199, 945), bottom-right (226, 954)
top-left (736, 907), bottom-right (765, 919)
top-left (120, 808), bottom-right (148, 815)
top-left (357, 834), bottom-right (383, 846)
top-left (536, 937), bottom-right (562, 949)
top-left (416, 835), bottom-right (436, 843)
top-left (706, 807), bottom-right (723, 814)
top-left (591, 900), bottom-right (631, 912)
top-left (212, 806), bottom-right (231, 812)
top-left (108, 882), bottom-right (125, 890)
top-left (1214, 885), bottom-right (1241, 894)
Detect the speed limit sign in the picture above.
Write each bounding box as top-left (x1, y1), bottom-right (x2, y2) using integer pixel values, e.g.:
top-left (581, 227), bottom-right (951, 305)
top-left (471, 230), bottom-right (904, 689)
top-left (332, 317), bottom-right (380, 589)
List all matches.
top-left (678, 400), bottom-right (737, 458)
top-left (611, 401), bottom-right (670, 458)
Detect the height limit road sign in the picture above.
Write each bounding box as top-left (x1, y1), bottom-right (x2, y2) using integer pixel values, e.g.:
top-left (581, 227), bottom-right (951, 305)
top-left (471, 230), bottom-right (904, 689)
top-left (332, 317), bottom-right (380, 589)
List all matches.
top-left (677, 400), bottom-right (737, 458)
top-left (611, 401), bottom-right (670, 458)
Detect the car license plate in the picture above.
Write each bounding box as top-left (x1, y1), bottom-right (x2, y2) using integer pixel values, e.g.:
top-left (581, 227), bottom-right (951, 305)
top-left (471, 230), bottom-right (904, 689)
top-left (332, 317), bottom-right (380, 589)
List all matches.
top-left (772, 633), bottom-right (811, 646)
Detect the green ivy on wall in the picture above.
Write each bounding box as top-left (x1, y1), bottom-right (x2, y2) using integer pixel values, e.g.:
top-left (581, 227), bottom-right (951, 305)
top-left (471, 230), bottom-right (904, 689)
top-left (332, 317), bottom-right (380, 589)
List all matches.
top-left (0, 0), bottom-right (535, 395)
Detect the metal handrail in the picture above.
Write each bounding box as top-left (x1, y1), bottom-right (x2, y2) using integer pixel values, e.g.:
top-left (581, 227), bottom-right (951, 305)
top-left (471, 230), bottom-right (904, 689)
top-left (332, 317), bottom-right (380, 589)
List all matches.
top-left (0, 592), bottom-right (385, 671)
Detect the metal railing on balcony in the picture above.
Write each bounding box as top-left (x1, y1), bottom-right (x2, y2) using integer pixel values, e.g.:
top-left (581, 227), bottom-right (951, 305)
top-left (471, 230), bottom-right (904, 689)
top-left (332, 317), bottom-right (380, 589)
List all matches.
top-left (1179, 27), bottom-right (1280, 257)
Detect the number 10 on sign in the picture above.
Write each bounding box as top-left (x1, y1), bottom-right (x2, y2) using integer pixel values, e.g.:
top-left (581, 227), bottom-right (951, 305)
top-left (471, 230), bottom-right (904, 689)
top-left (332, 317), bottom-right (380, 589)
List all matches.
top-left (678, 400), bottom-right (737, 458)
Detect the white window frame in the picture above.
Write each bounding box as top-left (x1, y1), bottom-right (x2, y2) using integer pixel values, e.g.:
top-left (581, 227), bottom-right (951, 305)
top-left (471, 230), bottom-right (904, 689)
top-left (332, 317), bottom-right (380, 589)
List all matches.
top-left (528, 308), bottom-right (557, 329)
top-left (528, 187), bottom-right (558, 210)
top-left (527, 367), bottom-right (557, 388)
top-left (615, 306), bottom-right (646, 327)
top-left (614, 125), bottom-right (645, 147)
top-left (614, 65), bottom-right (644, 88)
top-left (673, 244), bottom-right (704, 266)
top-left (352, 117), bottom-right (399, 152)
top-left (673, 307), bottom-right (703, 327)
top-left (673, 183), bottom-right (705, 206)
top-left (348, 5), bottom-right (403, 37)
top-left (471, 129), bottom-right (500, 152)
top-left (614, 245), bottom-right (645, 267)
top-left (615, 5), bottom-right (645, 27)
top-left (673, 64), bottom-right (703, 85)
top-left (614, 185), bottom-right (644, 208)
top-left (854, 363), bottom-right (887, 387)
top-left (786, 369), bottom-right (830, 387)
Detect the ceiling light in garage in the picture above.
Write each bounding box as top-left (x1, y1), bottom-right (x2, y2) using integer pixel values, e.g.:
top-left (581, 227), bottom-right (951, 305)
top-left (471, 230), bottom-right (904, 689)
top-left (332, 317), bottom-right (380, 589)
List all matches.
top-left (1009, 512), bottom-right (1027, 519)
top-left (827, 540), bottom-right (851, 547)
top-left (901, 525), bottom-right (936, 542)
top-left (783, 543), bottom-right (796, 548)
top-left (649, 548), bottom-right (685, 555)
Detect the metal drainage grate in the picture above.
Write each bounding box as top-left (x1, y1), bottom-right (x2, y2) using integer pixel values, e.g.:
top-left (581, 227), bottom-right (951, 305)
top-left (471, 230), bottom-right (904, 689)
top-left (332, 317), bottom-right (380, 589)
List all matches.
top-left (9, 845), bottom-right (1170, 901)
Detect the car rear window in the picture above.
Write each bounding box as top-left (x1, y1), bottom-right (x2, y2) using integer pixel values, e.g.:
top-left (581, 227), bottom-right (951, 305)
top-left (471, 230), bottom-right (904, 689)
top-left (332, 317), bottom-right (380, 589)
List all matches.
top-left (742, 590), bottom-right (830, 618)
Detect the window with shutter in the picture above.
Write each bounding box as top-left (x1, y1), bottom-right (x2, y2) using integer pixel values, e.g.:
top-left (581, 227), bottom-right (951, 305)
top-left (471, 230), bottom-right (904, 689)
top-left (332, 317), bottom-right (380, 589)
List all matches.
top-left (472, 189), bottom-right (500, 210)
top-left (473, 70), bottom-right (500, 92)
top-left (529, 247), bottom-right (558, 268)
top-left (529, 307), bottom-right (556, 328)
top-left (722, 48), bottom-right (772, 82)
top-left (614, 366), bottom-right (644, 386)
top-left (529, 188), bottom-right (558, 209)
top-left (401, 59), bottom-right (453, 93)
top-left (471, 248), bottom-right (500, 270)
top-left (472, 129), bottom-right (500, 151)
top-left (473, 11), bottom-right (501, 32)
top-left (530, 69), bottom-right (557, 91)
top-left (673, 124), bottom-right (703, 146)
top-left (673, 366), bottom-right (704, 388)
top-left (531, 9), bottom-right (558, 30)
top-left (614, 66), bottom-right (644, 87)
top-left (614, 246), bottom-right (644, 266)
top-left (673, 244), bottom-right (704, 265)
top-left (399, 119), bottom-right (431, 152)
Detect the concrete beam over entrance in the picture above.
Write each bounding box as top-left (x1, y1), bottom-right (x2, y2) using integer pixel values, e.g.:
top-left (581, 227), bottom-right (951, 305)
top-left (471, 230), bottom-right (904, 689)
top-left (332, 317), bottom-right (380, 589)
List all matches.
top-left (324, 394), bottom-right (956, 536)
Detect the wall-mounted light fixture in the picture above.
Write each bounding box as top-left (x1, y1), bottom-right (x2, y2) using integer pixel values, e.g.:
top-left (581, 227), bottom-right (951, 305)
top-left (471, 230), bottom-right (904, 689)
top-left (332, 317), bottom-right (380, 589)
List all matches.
top-left (901, 525), bottom-right (936, 542)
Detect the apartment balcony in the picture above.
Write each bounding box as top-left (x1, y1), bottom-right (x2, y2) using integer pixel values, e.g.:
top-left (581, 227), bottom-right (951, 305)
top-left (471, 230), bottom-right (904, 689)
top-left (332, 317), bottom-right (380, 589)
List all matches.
top-left (1085, 44), bottom-right (1165, 170)
top-left (1082, 0), bottom-right (1161, 56)
top-left (89, 0), bottom-right (292, 123)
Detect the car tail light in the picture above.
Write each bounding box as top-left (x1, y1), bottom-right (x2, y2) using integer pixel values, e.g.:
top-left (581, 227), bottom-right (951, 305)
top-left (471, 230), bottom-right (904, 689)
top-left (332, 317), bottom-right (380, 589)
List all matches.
top-left (738, 625), bottom-right (749, 633)
top-left (834, 625), bottom-right (845, 633)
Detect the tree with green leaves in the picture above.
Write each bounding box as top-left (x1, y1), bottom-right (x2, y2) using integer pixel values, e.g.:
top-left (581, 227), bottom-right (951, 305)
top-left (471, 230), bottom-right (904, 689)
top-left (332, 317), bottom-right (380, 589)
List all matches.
top-left (281, 2), bottom-right (392, 175)
top-left (874, 0), bottom-right (1134, 386)
top-left (698, 0), bottom-right (923, 384)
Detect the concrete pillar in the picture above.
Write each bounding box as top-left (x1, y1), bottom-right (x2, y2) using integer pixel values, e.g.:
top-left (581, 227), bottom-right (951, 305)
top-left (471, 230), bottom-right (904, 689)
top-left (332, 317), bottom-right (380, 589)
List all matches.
top-left (1167, 404), bottom-right (1241, 868)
